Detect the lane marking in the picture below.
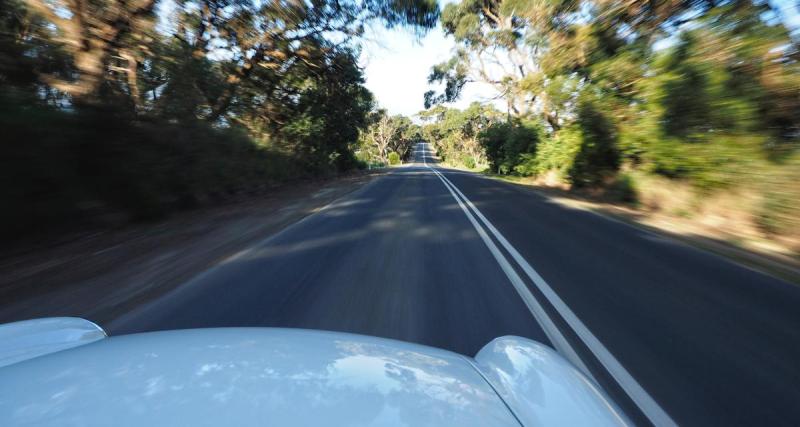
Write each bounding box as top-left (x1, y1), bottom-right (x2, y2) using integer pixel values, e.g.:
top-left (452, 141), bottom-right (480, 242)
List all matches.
top-left (429, 166), bottom-right (591, 374)
top-left (417, 143), bottom-right (427, 166)
top-left (421, 143), bottom-right (675, 427)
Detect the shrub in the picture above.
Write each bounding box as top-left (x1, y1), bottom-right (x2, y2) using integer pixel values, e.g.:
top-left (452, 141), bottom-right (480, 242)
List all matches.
top-left (478, 122), bottom-right (511, 173)
top-left (513, 101), bottom-right (620, 187)
top-left (568, 101), bottom-right (621, 187)
top-left (387, 151), bottom-right (401, 165)
top-left (479, 119), bottom-right (543, 174)
top-left (462, 155), bottom-right (476, 169)
top-left (606, 173), bottom-right (639, 204)
top-left (518, 128), bottom-right (582, 179)
top-left (0, 100), bottom-right (309, 241)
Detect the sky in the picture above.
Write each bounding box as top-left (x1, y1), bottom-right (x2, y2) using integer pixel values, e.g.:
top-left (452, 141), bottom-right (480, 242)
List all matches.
top-left (358, 23), bottom-right (501, 118)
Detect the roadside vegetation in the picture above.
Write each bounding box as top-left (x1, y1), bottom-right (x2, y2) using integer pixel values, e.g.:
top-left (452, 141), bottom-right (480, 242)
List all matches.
top-left (418, 103), bottom-right (500, 170)
top-left (356, 109), bottom-right (424, 165)
top-left (422, 0), bottom-right (800, 255)
top-left (0, 0), bottom-right (438, 241)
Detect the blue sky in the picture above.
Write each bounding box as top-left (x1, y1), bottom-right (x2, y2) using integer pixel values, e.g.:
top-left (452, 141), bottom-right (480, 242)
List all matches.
top-left (361, 0), bottom-right (800, 118)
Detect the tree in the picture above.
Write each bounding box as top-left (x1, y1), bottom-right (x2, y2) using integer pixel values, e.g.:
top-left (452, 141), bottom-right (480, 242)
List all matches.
top-left (420, 103), bottom-right (502, 168)
top-left (425, 0), bottom-right (581, 129)
top-left (366, 110), bottom-right (398, 162)
top-left (23, 0), bottom-right (157, 108)
top-left (22, 0), bottom-right (438, 119)
top-left (0, 0), bottom-right (441, 238)
top-left (360, 111), bottom-right (419, 162)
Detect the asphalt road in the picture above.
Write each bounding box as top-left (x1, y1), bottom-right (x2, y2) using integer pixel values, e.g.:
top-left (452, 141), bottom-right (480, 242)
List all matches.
top-left (113, 144), bottom-right (800, 426)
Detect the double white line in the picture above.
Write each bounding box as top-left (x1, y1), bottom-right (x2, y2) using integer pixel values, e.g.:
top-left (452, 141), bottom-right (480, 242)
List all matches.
top-left (420, 144), bottom-right (675, 427)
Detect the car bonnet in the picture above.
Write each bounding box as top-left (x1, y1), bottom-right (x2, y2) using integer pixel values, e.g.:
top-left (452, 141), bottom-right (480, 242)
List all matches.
top-left (0, 328), bottom-right (520, 426)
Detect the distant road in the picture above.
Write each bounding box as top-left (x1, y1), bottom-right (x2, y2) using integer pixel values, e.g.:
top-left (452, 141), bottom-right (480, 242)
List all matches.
top-left (113, 143), bottom-right (800, 426)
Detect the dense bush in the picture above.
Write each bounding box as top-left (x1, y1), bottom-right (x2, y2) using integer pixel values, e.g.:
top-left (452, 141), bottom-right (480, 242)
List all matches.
top-left (421, 0), bottom-right (799, 249)
top-left (568, 101), bottom-right (621, 187)
top-left (477, 122), bottom-right (510, 173)
top-left (512, 101), bottom-right (620, 187)
top-left (0, 99), bottom-right (306, 240)
top-left (515, 126), bottom-right (580, 178)
top-left (605, 173), bottom-right (638, 204)
top-left (479, 119), bottom-right (543, 174)
top-left (387, 151), bottom-right (401, 165)
top-left (462, 155), bottom-right (476, 169)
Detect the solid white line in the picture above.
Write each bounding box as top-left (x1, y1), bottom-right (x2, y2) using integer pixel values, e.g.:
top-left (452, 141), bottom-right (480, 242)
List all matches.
top-left (428, 166), bottom-right (592, 373)
top-left (418, 143), bottom-right (427, 166)
top-left (431, 166), bottom-right (677, 427)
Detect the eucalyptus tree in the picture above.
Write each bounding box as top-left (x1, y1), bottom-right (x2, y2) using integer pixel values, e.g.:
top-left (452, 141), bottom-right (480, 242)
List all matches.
top-left (425, 0), bottom-right (581, 130)
top-left (21, 0), bottom-right (438, 118)
top-left (21, 0), bottom-right (158, 108)
top-left (420, 103), bottom-right (502, 167)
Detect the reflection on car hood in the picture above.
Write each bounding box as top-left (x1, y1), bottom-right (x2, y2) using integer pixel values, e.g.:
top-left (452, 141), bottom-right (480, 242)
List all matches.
top-left (0, 328), bottom-right (519, 426)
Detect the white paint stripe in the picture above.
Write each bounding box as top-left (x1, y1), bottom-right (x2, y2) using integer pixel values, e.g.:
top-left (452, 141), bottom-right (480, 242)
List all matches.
top-left (431, 163), bottom-right (677, 427)
top-left (429, 166), bottom-right (592, 374)
top-left (417, 143), bottom-right (427, 166)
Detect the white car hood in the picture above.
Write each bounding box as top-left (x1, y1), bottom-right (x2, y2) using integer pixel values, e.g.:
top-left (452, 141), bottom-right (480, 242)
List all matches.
top-left (0, 328), bottom-right (519, 426)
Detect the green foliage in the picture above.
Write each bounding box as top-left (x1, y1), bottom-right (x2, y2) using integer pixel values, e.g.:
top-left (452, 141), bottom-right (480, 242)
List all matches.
top-left (387, 151), bottom-right (401, 165)
top-left (514, 101), bottom-right (620, 188)
top-left (422, 0), bottom-right (799, 244)
top-left (655, 33), bottom-right (760, 140)
top-left (606, 173), bottom-right (638, 204)
top-left (359, 111), bottom-right (421, 163)
top-left (462, 155), bottom-right (476, 169)
top-left (516, 126), bottom-right (582, 178)
top-left (0, 97), bottom-right (305, 240)
top-left (478, 122), bottom-right (511, 173)
top-left (479, 119), bottom-right (544, 175)
top-left (568, 100), bottom-right (621, 187)
top-left (0, 0), bottom-right (439, 239)
top-left (273, 49), bottom-right (374, 173)
top-left (429, 0), bottom-right (799, 179)
top-left (421, 103), bottom-right (499, 168)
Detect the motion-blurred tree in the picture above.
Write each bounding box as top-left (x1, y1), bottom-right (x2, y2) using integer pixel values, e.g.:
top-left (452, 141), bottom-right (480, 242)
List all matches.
top-left (0, 0), bottom-right (440, 237)
top-left (424, 0), bottom-right (582, 129)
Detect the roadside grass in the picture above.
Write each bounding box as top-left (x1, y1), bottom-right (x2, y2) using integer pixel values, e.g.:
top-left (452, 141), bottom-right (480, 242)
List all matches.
top-left (438, 159), bottom-right (489, 172)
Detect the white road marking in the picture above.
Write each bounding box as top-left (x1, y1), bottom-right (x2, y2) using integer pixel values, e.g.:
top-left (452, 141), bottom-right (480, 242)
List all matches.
top-left (420, 143), bottom-right (676, 427)
top-left (430, 167), bottom-right (592, 373)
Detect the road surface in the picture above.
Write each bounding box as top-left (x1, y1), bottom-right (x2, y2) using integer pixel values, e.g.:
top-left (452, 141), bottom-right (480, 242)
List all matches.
top-left (113, 144), bottom-right (800, 426)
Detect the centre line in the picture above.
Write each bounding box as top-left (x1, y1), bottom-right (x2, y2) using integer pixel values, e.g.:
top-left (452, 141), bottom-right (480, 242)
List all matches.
top-left (422, 153), bottom-right (675, 427)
